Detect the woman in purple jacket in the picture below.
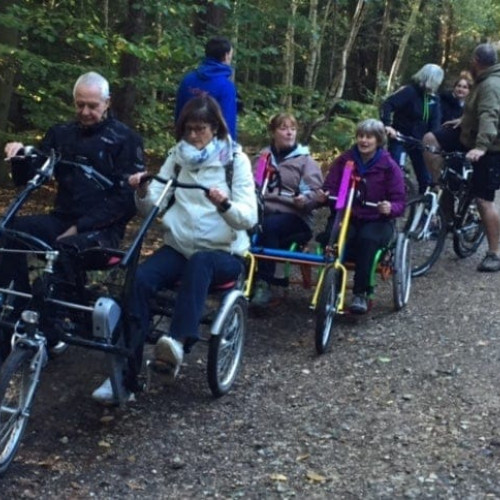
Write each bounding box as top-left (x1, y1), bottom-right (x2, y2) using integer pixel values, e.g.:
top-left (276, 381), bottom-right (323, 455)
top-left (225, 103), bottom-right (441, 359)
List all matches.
top-left (322, 119), bottom-right (405, 314)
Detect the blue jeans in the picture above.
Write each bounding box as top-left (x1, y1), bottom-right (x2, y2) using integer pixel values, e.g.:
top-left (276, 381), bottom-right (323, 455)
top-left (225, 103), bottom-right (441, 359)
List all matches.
top-left (389, 139), bottom-right (431, 194)
top-left (255, 213), bottom-right (311, 282)
top-left (127, 246), bottom-right (243, 385)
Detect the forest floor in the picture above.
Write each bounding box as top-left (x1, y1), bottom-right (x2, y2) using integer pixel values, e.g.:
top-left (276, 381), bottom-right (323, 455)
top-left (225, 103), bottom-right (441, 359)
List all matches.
top-left (1, 183), bottom-right (500, 499)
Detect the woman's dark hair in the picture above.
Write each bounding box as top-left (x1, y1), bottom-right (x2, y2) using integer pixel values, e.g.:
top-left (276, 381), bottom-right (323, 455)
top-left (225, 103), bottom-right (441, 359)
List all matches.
top-left (175, 95), bottom-right (230, 142)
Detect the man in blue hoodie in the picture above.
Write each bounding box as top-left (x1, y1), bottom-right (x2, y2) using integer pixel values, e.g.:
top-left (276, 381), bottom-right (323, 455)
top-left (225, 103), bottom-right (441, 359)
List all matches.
top-left (175, 37), bottom-right (238, 140)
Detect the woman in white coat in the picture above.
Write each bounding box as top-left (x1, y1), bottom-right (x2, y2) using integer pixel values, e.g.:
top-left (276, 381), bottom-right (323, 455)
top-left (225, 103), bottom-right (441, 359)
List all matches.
top-left (92, 95), bottom-right (257, 403)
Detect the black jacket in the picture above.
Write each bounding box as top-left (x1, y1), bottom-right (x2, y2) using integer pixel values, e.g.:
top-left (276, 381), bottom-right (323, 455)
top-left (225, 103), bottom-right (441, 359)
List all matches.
top-left (381, 83), bottom-right (441, 139)
top-left (12, 116), bottom-right (144, 238)
top-left (439, 91), bottom-right (464, 123)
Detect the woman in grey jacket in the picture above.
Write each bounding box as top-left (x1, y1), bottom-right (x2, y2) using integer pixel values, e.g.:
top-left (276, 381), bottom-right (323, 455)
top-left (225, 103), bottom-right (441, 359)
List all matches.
top-left (91, 96), bottom-right (257, 403)
top-left (252, 113), bottom-right (323, 306)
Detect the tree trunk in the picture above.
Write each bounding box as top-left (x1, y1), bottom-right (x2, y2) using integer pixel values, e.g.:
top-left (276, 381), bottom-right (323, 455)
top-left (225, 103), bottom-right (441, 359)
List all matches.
top-left (303, 0), bottom-right (367, 141)
top-left (386, 0), bottom-right (423, 94)
top-left (0, 0), bottom-right (19, 185)
top-left (113, 0), bottom-right (146, 127)
top-left (374, 0), bottom-right (392, 100)
top-left (304, 0), bottom-right (334, 107)
top-left (281, 0), bottom-right (298, 109)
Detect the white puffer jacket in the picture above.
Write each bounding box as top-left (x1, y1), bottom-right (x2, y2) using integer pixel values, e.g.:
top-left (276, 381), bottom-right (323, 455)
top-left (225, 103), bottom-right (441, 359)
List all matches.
top-left (136, 139), bottom-right (257, 258)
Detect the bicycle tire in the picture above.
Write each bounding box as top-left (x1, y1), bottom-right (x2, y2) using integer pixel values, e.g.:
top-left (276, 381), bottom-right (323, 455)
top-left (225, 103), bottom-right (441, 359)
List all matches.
top-left (405, 197), bottom-right (447, 277)
top-left (207, 296), bottom-right (246, 397)
top-left (452, 197), bottom-right (485, 258)
top-left (315, 267), bottom-right (338, 355)
top-left (0, 346), bottom-right (39, 475)
top-left (392, 233), bottom-right (411, 310)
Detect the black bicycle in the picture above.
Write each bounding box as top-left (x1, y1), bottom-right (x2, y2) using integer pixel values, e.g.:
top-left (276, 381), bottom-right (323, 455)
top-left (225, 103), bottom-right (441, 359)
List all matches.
top-left (0, 151), bottom-right (247, 475)
top-left (396, 134), bottom-right (485, 276)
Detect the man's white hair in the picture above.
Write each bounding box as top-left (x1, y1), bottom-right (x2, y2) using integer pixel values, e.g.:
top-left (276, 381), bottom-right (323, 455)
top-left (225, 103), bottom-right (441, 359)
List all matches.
top-left (73, 71), bottom-right (110, 100)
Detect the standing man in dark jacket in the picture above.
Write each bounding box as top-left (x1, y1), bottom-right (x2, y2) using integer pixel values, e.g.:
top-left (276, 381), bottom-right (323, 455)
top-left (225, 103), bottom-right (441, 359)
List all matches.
top-left (2, 71), bottom-right (144, 301)
top-left (381, 63), bottom-right (444, 193)
top-left (175, 37), bottom-right (238, 141)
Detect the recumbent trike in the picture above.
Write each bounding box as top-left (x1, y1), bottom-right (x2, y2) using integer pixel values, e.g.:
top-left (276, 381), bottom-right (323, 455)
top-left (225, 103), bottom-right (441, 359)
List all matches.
top-left (248, 160), bottom-right (412, 354)
top-left (0, 149), bottom-right (247, 475)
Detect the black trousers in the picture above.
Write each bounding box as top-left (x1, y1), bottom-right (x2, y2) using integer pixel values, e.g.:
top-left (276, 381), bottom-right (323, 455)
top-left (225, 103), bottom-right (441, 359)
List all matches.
top-left (344, 219), bottom-right (394, 295)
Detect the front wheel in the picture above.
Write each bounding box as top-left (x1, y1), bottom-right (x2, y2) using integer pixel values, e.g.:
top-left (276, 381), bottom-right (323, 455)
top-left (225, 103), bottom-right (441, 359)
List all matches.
top-left (315, 267), bottom-right (339, 355)
top-left (392, 233), bottom-right (412, 310)
top-left (0, 346), bottom-right (40, 475)
top-left (207, 297), bottom-right (247, 397)
top-left (405, 197), bottom-right (447, 277)
top-left (452, 198), bottom-right (485, 258)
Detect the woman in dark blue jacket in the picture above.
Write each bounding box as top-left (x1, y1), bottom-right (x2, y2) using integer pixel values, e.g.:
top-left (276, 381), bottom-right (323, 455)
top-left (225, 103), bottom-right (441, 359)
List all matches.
top-left (381, 64), bottom-right (444, 194)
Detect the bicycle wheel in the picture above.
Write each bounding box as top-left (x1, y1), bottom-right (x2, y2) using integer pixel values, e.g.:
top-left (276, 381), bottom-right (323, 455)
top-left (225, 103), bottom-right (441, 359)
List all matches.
top-left (405, 197), bottom-right (447, 277)
top-left (452, 197), bottom-right (485, 258)
top-left (0, 346), bottom-right (40, 475)
top-left (392, 233), bottom-right (412, 310)
top-left (315, 267), bottom-right (338, 355)
top-left (207, 296), bottom-right (246, 397)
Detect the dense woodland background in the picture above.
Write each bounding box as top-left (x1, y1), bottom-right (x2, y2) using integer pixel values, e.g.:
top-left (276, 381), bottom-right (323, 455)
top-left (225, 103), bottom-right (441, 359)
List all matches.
top-left (1, 0), bottom-right (500, 164)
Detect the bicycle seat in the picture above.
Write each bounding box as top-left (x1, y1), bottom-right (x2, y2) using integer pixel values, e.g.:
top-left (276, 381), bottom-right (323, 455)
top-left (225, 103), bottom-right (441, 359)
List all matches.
top-left (77, 247), bottom-right (125, 270)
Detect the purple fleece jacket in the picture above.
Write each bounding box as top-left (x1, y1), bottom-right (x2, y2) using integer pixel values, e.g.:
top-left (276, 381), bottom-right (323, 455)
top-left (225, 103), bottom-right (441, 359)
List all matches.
top-left (323, 148), bottom-right (405, 220)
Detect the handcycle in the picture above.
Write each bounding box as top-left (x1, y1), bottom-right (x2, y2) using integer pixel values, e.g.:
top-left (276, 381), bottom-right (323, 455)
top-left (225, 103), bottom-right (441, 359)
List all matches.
top-left (0, 149), bottom-right (247, 475)
top-left (248, 160), bottom-right (411, 355)
top-left (395, 133), bottom-right (485, 277)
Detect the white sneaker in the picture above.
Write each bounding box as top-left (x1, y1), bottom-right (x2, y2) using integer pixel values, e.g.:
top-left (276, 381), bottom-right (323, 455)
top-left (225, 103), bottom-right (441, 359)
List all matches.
top-left (91, 378), bottom-right (135, 405)
top-left (153, 336), bottom-right (184, 381)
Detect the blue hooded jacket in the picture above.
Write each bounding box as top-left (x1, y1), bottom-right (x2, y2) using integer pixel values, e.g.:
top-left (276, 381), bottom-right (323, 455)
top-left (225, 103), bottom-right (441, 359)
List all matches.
top-left (175, 58), bottom-right (238, 140)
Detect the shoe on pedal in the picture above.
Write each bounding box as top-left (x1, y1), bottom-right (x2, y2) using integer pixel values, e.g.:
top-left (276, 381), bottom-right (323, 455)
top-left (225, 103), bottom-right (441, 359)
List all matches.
top-left (91, 378), bottom-right (135, 405)
top-left (350, 294), bottom-right (368, 315)
top-left (251, 279), bottom-right (272, 306)
top-left (153, 335), bottom-right (184, 382)
top-left (477, 252), bottom-right (500, 272)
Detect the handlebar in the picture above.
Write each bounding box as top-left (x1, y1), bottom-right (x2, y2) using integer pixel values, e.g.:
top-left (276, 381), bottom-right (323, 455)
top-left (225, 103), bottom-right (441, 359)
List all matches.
top-left (5, 147), bottom-right (114, 190)
top-left (120, 175), bottom-right (231, 269)
top-left (393, 133), bottom-right (467, 161)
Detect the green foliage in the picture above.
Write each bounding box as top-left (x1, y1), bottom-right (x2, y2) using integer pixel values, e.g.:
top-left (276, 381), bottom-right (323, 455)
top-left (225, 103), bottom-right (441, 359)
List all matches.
top-left (2, 0), bottom-right (500, 158)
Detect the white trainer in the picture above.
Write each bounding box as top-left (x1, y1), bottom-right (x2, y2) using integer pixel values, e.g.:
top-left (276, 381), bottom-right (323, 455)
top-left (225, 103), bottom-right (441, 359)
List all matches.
top-left (91, 378), bottom-right (135, 405)
top-left (153, 336), bottom-right (184, 381)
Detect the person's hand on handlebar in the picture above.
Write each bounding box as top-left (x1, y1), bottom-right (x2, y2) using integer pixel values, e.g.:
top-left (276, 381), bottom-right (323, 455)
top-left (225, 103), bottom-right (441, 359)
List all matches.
top-left (293, 193), bottom-right (307, 209)
top-left (57, 225), bottom-right (78, 240)
top-left (384, 126), bottom-right (398, 139)
top-left (466, 148), bottom-right (486, 163)
top-left (128, 171), bottom-right (151, 198)
top-left (4, 142), bottom-right (25, 159)
top-left (377, 200), bottom-right (392, 215)
top-left (207, 187), bottom-right (230, 211)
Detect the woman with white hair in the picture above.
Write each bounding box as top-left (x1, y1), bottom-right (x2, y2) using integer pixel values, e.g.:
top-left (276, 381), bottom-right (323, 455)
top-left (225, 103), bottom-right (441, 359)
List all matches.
top-left (381, 63), bottom-right (444, 194)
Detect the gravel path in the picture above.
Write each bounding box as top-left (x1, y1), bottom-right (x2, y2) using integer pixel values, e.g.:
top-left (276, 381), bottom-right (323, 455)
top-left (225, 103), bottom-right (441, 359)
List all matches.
top-left (2, 213), bottom-right (500, 499)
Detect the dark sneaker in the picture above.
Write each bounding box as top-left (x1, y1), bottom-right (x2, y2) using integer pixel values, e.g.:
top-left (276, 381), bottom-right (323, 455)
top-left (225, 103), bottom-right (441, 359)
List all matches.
top-left (350, 294), bottom-right (368, 314)
top-left (251, 280), bottom-right (272, 306)
top-left (477, 252), bottom-right (500, 272)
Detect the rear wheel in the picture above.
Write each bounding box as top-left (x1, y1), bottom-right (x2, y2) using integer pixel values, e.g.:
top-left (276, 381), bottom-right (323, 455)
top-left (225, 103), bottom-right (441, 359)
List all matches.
top-left (392, 234), bottom-right (411, 310)
top-left (315, 267), bottom-right (338, 355)
top-left (0, 346), bottom-right (40, 475)
top-left (207, 297), bottom-right (246, 397)
top-left (405, 197), bottom-right (447, 277)
top-left (452, 197), bottom-right (485, 258)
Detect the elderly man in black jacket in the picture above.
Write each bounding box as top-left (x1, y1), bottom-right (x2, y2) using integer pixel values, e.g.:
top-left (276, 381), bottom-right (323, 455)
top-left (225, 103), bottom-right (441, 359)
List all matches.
top-left (2, 71), bottom-right (144, 302)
